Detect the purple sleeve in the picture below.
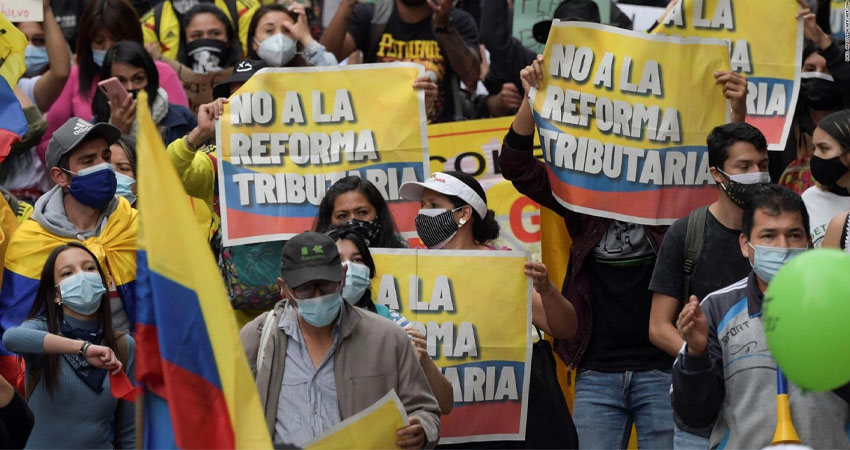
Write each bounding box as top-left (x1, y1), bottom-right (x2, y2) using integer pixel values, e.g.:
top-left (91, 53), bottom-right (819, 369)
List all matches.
top-left (155, 61), bottom-right (189, 108)
top-left (498, 127), bottom-right (567, 215)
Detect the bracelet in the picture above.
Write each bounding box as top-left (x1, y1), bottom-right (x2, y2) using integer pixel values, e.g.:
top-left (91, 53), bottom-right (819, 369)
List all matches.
top-left (79, 341), bottom-right (91, 359)
top-left (184, 134), bottom-right (201, 151)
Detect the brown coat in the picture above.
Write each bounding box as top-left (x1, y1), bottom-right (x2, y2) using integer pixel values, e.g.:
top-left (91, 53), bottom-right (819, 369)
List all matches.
top-left (240, 300), bottom-right (441, 447)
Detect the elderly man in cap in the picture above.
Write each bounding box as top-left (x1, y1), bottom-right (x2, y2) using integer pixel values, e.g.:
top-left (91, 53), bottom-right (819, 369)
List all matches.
top-left (241, 231), bottom-right (441, 449)
top-left (0, 117), bottom-right (137, 386)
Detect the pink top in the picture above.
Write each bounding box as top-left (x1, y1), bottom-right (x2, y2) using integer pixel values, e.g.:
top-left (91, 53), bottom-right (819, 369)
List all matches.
top-left (38, 61), bottom-right (190, 162)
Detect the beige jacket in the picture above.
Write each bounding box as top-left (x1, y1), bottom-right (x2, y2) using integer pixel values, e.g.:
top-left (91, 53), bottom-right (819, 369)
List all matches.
top-left (240, 300), bottom-right (441, 447)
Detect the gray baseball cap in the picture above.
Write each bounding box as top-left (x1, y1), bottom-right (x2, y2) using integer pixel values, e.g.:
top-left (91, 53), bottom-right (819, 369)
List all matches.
top-left (45, 118), bottom-right (121, 170)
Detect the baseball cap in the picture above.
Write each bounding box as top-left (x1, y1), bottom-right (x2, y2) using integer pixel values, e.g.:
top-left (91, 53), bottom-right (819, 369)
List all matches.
top-left (213, 59), bottom-right (268, 99)
top-left (533, 0), bottom-right (601, 44)
top-left (280, 232), bottom-right (343, 288)
top-left (45, 117), bottom-right (121, 170)
top-left (400, 172), bottom-right (488, 219)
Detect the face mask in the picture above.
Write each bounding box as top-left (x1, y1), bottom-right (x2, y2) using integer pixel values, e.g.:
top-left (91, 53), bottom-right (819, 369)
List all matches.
top-left (255, 33), bottom-right (296, 67)
top-left (92, 48), bottom-right (106, 67)
top-left (57, 271), bottom-right (106, 316)
top-left (342, 262), bottom-right (371, 303)
top-left (25, 44), bottom-right (49, 77)
top-left (186, 38), bottom-right (231, 74)
top-left (114, 172), bottom-right (136, 205)
top-left (400, 0), bottom-right (427, 5)
top-left (800, 73), bottom-right (843, 111)
top-left (415, 207), bottom-right (462, 249)
top-left (64, 162), bottom-right (117, 209)
top-left (747, 243), bottom-right (806, 283)
top-left (717, 169), bottom-right (770, 208)
top-left (346, 218), bottom-right (381, 245)
top-left (810, 154), bottom-right (849, 188)
top-left (295, 292), bottom-right (343, 327)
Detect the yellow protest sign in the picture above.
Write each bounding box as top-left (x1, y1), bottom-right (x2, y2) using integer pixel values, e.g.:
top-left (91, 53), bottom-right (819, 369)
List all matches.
top-left (304, 390), bottom-right (408, 450)
top-left (216, 64), bottom-right (429, 245)
top-left (427, 117), bottom-right (543, 255)
top-left (533, 21), bottom-right (727, 225)
top-left (653, 0), bottom-right (803, 150)
top-left (371, 249), bottom-right (532, 444)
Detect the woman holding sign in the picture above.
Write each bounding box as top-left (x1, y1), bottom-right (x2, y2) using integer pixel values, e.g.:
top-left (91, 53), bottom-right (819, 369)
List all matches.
top-left (400, 171), bottom-right (577, 339)
top-left (3, 243), bottom-right (135, 449)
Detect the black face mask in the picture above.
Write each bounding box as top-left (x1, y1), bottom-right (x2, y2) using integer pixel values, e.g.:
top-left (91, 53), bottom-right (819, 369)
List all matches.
top-left (810, 154), bottom-right (850, 188)
top-left (400, 0), bottom-right (427, 6)
top-left (801, 77), bottom-right (843, 111)
top-left (345, 218), bottom-right (382, 245)
top-left (186, 38), bottom-right (231, 74)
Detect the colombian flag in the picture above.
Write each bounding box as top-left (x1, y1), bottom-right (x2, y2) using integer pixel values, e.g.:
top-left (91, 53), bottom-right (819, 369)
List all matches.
top-left (0, 13), bottom-right (27, 159)
top-left (134, 92), bottom-right (271, 448)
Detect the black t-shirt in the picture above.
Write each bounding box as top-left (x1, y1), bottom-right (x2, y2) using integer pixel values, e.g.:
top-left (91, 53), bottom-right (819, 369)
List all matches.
top-left (581, 222), bottom-right (673, 372)
top-left (649, 210), bottom-right (752, 302)
top-left (348, 3), bottom-right (479, 123)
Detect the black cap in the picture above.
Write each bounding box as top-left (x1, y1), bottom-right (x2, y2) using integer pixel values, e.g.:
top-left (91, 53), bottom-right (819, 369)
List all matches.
top-left (533, 0), bottom-right (601, 44)
top-left (45, 118), bottom-right (121, 170)
top-left (212, 59), bottom-right (268, 99)
top-left (280, 232), bottom-right (343, 288)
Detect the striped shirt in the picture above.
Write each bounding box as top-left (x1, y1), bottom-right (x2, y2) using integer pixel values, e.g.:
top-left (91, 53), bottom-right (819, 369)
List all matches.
top-left (274, 306), bottom-right (342, 446)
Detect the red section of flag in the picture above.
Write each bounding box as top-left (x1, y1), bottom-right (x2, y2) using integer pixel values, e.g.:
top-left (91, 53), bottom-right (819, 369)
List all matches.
top-left (110, 370), bottom-right (136, 402)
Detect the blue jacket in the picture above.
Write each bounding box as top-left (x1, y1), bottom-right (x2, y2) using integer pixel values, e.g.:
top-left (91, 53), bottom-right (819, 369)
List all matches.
top-left (161, 103), bottom-right (196, 147)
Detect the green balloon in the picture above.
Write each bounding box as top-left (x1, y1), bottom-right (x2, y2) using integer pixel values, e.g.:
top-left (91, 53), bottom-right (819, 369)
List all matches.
top-left (763, 249), bottom-right (850, 392)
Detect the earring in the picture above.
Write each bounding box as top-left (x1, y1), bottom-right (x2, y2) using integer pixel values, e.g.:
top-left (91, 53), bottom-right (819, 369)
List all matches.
top-left (458, 218), bottom-right (467, 227)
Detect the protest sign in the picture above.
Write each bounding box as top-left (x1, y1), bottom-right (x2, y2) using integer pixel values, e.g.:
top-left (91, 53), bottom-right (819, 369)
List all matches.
top-left (216, 63), bottom-right (429, 245)
top-left (427, 117), bottom-right (542, 256)
top-left (653, 0), bottom-right (803, 150)
top-left (513, 0), bottom-right (612, 54)
top-left (304, 390), bottom-right (408, 450)
top-left (1, 0), bottom-right (42, 22)
top-left (531, 21), bottom-right (728, 225)
top-left (371, 249), bottom-right (532, 443)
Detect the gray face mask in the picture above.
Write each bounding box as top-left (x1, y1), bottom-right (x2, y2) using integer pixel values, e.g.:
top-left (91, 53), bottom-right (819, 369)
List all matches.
top-left (255, 33), bottom-right (296, 67)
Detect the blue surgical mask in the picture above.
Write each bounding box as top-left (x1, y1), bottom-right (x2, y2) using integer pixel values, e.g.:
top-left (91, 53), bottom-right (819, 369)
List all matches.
top-left (114, 172), bottom-right (136, 205)
top-left (63, 162), bottom-right (117, 210)
top-left (255, 33), bottom-right (296, 67)
top-left (92, 48), bottom-right (106, 67)
top-left (25, 44), bottom-right (49, 77)
top-left (342, 262), bottom-right (371, 303)
top-left (295, 292), bottom-right (343, 327)
top-left (748, 243), bottom-right (807, 283)
top-left (57, 271), bottom-right (106, 316)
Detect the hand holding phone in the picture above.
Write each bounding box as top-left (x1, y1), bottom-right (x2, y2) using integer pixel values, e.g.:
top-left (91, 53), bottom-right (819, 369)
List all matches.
top-left (98, 77), bottom-right (131, 105)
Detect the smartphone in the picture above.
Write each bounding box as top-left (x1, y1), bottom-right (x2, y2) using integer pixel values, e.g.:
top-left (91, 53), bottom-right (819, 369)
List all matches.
top-left (97, 77), bottom-right (131, 105)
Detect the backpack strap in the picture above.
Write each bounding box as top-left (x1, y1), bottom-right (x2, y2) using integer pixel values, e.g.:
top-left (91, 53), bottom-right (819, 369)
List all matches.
top-left (366, 0), bottom-right (393, 63)
top-left (256, 309), bottom-right (279, 372)
top-left (153, 2), bottom-right (165, 44)
top-left (224, 0), bottom-right (241, 35)
top-left (682, 205), bottom-right (709, 302)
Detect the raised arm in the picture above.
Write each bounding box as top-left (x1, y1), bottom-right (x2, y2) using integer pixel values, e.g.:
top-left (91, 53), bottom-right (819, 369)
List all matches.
top-left (32, 4), bottom-right (71, 112)
top-left (431, 1), bottom-right (480, 90)
top-left (320, 0), bottom-right (359, 61)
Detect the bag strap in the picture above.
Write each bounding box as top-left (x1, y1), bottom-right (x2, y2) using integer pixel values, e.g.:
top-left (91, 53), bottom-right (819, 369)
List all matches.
top-left (256, 309), bottom-right (278, 371)
top-left (153, 2), bottom-right (165, 43)
top-left (682, 205), bottom-right (709, 302)
top-left (224, 0), bottom-right (240, 35)
top-left (113, 333), bottom-right (129, 449)
top-left (366, 0), bottom-right (392, 64)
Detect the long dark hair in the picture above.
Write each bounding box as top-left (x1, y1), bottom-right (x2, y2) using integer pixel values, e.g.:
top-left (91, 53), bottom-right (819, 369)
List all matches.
top-left (27, 243), bottom-right (116, 395)
top-left (443, 171), bottom-right (500, 243)
top-left (314, 176), bottom-right (406, 248)
top-left (246, 4), bottom-right (307, 66)
top-left (818, 109), bottom-right (850, 153)
top-left (77, 0), bottom-right (143, 97)
top-left (328, 225), bottom-right (377, 313)
top-left (177, 4), bottom-right (242, 68)
top-left (92, 41), bottom-right (159, 123)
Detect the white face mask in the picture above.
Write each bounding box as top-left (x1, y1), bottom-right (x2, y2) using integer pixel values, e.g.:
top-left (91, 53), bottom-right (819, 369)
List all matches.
top-left (255, 33), bottom-right (296, 67)
top-left (342, 262), bottom-right (371, 303)
top-left (719, 170), bottom-right (771, 185)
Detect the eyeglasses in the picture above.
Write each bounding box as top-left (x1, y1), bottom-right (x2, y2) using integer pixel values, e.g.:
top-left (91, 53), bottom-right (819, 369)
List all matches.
top-left (289, 280), bottom-right (341, 300)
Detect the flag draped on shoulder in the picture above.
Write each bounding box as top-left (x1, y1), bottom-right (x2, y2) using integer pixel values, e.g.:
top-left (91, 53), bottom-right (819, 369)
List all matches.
top-left (134, 91), bottom-right (272, 449)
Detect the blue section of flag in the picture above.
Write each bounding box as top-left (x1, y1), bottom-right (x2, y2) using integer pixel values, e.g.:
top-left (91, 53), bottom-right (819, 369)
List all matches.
top-left (0, 79), bottom-right (28, 139)
top-left (0, 269), bottom-right (39, 356)
top-left (143, 390), bottom-right (178, 448)
top-left (136, 251), bottom-right (222, 390)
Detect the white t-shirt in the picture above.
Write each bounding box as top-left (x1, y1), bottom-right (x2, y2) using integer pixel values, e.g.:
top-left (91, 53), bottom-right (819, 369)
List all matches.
top-left (801, 186), bottom-right (850, 247)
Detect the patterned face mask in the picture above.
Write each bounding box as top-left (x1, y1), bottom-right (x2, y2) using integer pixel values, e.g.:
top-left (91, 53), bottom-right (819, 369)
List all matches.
top-left (415, 207), bottom-right (462, 249)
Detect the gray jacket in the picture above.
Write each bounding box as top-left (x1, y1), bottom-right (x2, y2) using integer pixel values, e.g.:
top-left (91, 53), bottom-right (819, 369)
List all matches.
top-left (240, 300), bottom-right (441, 447)
top-left (672, 273), bottom-right (850, 449)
